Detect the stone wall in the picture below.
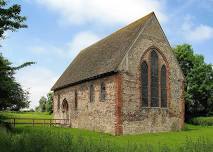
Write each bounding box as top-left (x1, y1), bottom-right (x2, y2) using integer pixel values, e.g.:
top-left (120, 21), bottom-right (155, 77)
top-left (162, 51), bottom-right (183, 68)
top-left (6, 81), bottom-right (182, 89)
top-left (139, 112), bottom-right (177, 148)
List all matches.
top-left (53, 74), bottom-right (118, 134)
top-left (118, 15), bottom-right (185, 134)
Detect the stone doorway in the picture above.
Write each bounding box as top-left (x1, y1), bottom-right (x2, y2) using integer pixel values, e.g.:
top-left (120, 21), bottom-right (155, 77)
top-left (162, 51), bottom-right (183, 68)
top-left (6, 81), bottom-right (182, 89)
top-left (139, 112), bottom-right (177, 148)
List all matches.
top-left (61, 98), bottom-right (69, 125)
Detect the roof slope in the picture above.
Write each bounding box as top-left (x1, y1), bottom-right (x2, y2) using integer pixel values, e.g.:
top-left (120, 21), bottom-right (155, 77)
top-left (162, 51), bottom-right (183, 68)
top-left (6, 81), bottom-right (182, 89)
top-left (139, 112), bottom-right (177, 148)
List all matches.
top-left (52, 12), bottom-right (154, 90)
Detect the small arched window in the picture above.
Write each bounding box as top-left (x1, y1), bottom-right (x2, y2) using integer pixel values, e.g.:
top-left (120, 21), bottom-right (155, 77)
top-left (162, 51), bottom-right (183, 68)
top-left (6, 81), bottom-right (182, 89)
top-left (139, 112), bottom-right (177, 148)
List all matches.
top-left (151, 50), bottom-right (159, 107)
top-left (74, 90), bottom-right (78, 110)
top-left (100, 82), bottom-right (106, 101)
top-left (89, 84), bottom-right (94, 102)
top-left (62, 99), bottom-right (68, 113)
top-left (57, 94), bottom-right (60, 111)
top-left (161, 65), bottom-right (167, 107)
top-left (141, 61), bottom-right (148, 107)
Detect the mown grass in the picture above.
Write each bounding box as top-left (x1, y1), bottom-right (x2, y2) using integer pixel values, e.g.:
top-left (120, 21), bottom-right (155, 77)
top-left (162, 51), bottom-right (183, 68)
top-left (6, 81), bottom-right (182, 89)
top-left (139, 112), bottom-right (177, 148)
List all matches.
top-left (0, 112), bottom-right (213, 152)
top-left (189, 116), bottom-right (213, 126)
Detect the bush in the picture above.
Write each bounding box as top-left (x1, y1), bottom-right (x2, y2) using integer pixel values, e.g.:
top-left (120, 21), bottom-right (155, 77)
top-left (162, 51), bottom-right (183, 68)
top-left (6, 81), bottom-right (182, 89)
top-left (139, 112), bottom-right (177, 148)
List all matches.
top-left (0, 115), bottom-right (13, 132)
top-left (189, 117), bottom-right (213, 126)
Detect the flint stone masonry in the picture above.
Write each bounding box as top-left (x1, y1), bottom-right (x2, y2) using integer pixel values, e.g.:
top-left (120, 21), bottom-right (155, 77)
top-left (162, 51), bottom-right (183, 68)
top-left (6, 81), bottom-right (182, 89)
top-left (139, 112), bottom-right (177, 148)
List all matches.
top-left (118, 15), bottom-right (184, 134)
top-left (53, 75), bottom-right (118, 134)
top-left (52, 12), bottom-right (185, 135)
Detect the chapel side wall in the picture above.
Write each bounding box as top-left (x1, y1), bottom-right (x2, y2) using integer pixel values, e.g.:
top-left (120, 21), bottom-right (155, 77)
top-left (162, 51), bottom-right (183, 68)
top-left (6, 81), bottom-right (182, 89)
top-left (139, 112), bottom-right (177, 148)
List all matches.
top-left (53, 74), bottom-right (117, 134)
top-left (119, 16), bottom-right (185, 134)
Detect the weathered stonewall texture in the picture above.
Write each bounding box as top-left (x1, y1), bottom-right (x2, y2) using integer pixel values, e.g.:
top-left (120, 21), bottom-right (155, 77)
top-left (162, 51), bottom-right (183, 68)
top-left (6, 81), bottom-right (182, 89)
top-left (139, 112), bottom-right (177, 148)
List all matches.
top-left (53, 75), bottom-right (118, 134)
top-left (52, 12), bottom-right (185, 135)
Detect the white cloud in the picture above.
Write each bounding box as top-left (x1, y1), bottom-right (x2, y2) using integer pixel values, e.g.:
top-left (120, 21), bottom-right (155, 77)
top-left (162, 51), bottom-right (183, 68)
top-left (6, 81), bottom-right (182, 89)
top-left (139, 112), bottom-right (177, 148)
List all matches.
top-left (29, 45), bottom-right (69, 58)
top-left (16, 66), bottom-right (59, 108)
top-left (181, 17), bottom-right (213, 42)
top-left (68, 31), bottom-right (100, 58)
top-left (186, 25), bottom-right (213, 42)
top-left (14, 31), bottom-right (100, 109)
top-left (28, 31), bottom-right (100, 59)
top-left (35, 0), bottom-right (167, 25)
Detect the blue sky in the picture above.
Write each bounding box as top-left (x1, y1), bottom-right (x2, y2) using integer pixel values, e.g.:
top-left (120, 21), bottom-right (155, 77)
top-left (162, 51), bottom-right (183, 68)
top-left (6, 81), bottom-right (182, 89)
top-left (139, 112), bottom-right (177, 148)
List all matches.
top-left (0, 0), bottom-right (212, 108)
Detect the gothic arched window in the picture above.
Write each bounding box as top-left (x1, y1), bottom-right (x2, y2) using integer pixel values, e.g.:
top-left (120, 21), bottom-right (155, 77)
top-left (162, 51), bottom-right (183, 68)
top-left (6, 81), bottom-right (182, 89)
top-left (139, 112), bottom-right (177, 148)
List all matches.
top-left (89, 84), bottom-right (94, 102)
top-left (74, 90), bottom-right (78, 110)
top-left (141, 48), bottom-right (169, 108)
top-left (100, 82), bottom-right (106, 101)
top-left (161, 65), bottom-right (167, 107)
top-left (57, 94), bottom-right (60, 111)
top-left (141, 61), bottom-right (148, 107)
top-left (62, 98), bottom-right (68, 113)
top-left (151, 50), bottom-right (159, 107)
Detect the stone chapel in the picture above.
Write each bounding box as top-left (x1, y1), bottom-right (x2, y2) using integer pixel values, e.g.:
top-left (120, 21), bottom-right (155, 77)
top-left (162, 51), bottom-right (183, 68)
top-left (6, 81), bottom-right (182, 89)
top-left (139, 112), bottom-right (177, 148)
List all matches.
top-left (51, 12), bottom-right (185, 135)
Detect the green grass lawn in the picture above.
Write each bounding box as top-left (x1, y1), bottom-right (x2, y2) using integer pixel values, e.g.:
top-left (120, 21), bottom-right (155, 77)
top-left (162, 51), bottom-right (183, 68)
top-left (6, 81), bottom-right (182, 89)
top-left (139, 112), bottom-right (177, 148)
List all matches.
top-left (0, 112), bottom-right (213, 152)
top-left (0, 111), bottom-right (52, 119)
top-left (15, 124), bottom-right (213, 148)
top-left (17, 125), bottom-right (213, 146)
top-left (1, 124), bottom-right (211, 152)
top-left (0, 111), bottom-right (53, 126)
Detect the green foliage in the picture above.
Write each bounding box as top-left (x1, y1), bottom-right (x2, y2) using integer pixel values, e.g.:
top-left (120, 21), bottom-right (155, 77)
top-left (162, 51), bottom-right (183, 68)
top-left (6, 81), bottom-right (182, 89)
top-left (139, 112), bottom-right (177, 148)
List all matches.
top-left (38, 96), bottom-right (47, 112)
top-left (0, 112), bottom-right (12, 132)
top-left (35, 92), bottom-right (53, 113)
top-left (0, 1), bottom-right (34, 111)
top-left (189, 117), bottom-right (213, 126)
top-left (0, 0), bottom-right (27, 39)
top-left (0, 54), bottom-right (35, 111)
top-left (46, 92), bottom-right (53, 113)
top-left (0, 126), bottom-right (212, 152)
top-left (173, 44), bottom-right (213, 118)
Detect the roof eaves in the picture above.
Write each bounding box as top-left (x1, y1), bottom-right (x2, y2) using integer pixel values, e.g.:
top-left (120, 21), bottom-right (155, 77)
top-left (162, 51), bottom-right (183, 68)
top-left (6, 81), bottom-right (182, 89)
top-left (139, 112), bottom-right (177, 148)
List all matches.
top-left (52, 71), bottom-right (118, 91)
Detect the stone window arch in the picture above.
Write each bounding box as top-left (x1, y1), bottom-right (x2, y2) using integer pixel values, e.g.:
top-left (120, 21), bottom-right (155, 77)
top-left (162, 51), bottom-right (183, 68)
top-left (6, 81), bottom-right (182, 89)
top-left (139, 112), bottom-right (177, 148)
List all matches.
top-left (89, 84), bottom-right (94, 102)
top-left (62, 98), bottom-right (68, 113)
top-left (161, 65), bottom-right (167, 107)
top-left (141, 48), bottom-right (169, 108)
top-left (141, 61), bottom-right (148, 107)
top-left (151, 50), bottom-right (159, 107)
top-left (100, 82), bottom-right (106, 101)
top-left (57, 94), bottom-right (60, 111)
top-left (74, 90), bottom-right (78, 110)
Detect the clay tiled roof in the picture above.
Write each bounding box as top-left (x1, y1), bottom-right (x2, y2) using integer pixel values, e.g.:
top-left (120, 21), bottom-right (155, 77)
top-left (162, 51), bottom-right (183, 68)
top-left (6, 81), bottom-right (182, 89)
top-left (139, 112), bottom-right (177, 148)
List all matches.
top-left (52, 12), bottom-right (154, 90)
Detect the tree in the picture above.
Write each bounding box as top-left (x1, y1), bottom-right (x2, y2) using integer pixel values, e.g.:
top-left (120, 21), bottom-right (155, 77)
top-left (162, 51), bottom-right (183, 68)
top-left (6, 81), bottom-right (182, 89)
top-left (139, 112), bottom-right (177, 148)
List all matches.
top-left (36, 92), bottom-right (53, 113)
top-left (0, 0), bottom-right (34, 111)
top-left (173, 44), bottom-right (213, 119)
top-left (0, 0), bottom-right (27, 39)
top-left (38, 96), bottom-right (47, 112)
top-left (0, 54), bottom-right (34, 110)
top-left (46, 92), bottom-right (53, 113)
